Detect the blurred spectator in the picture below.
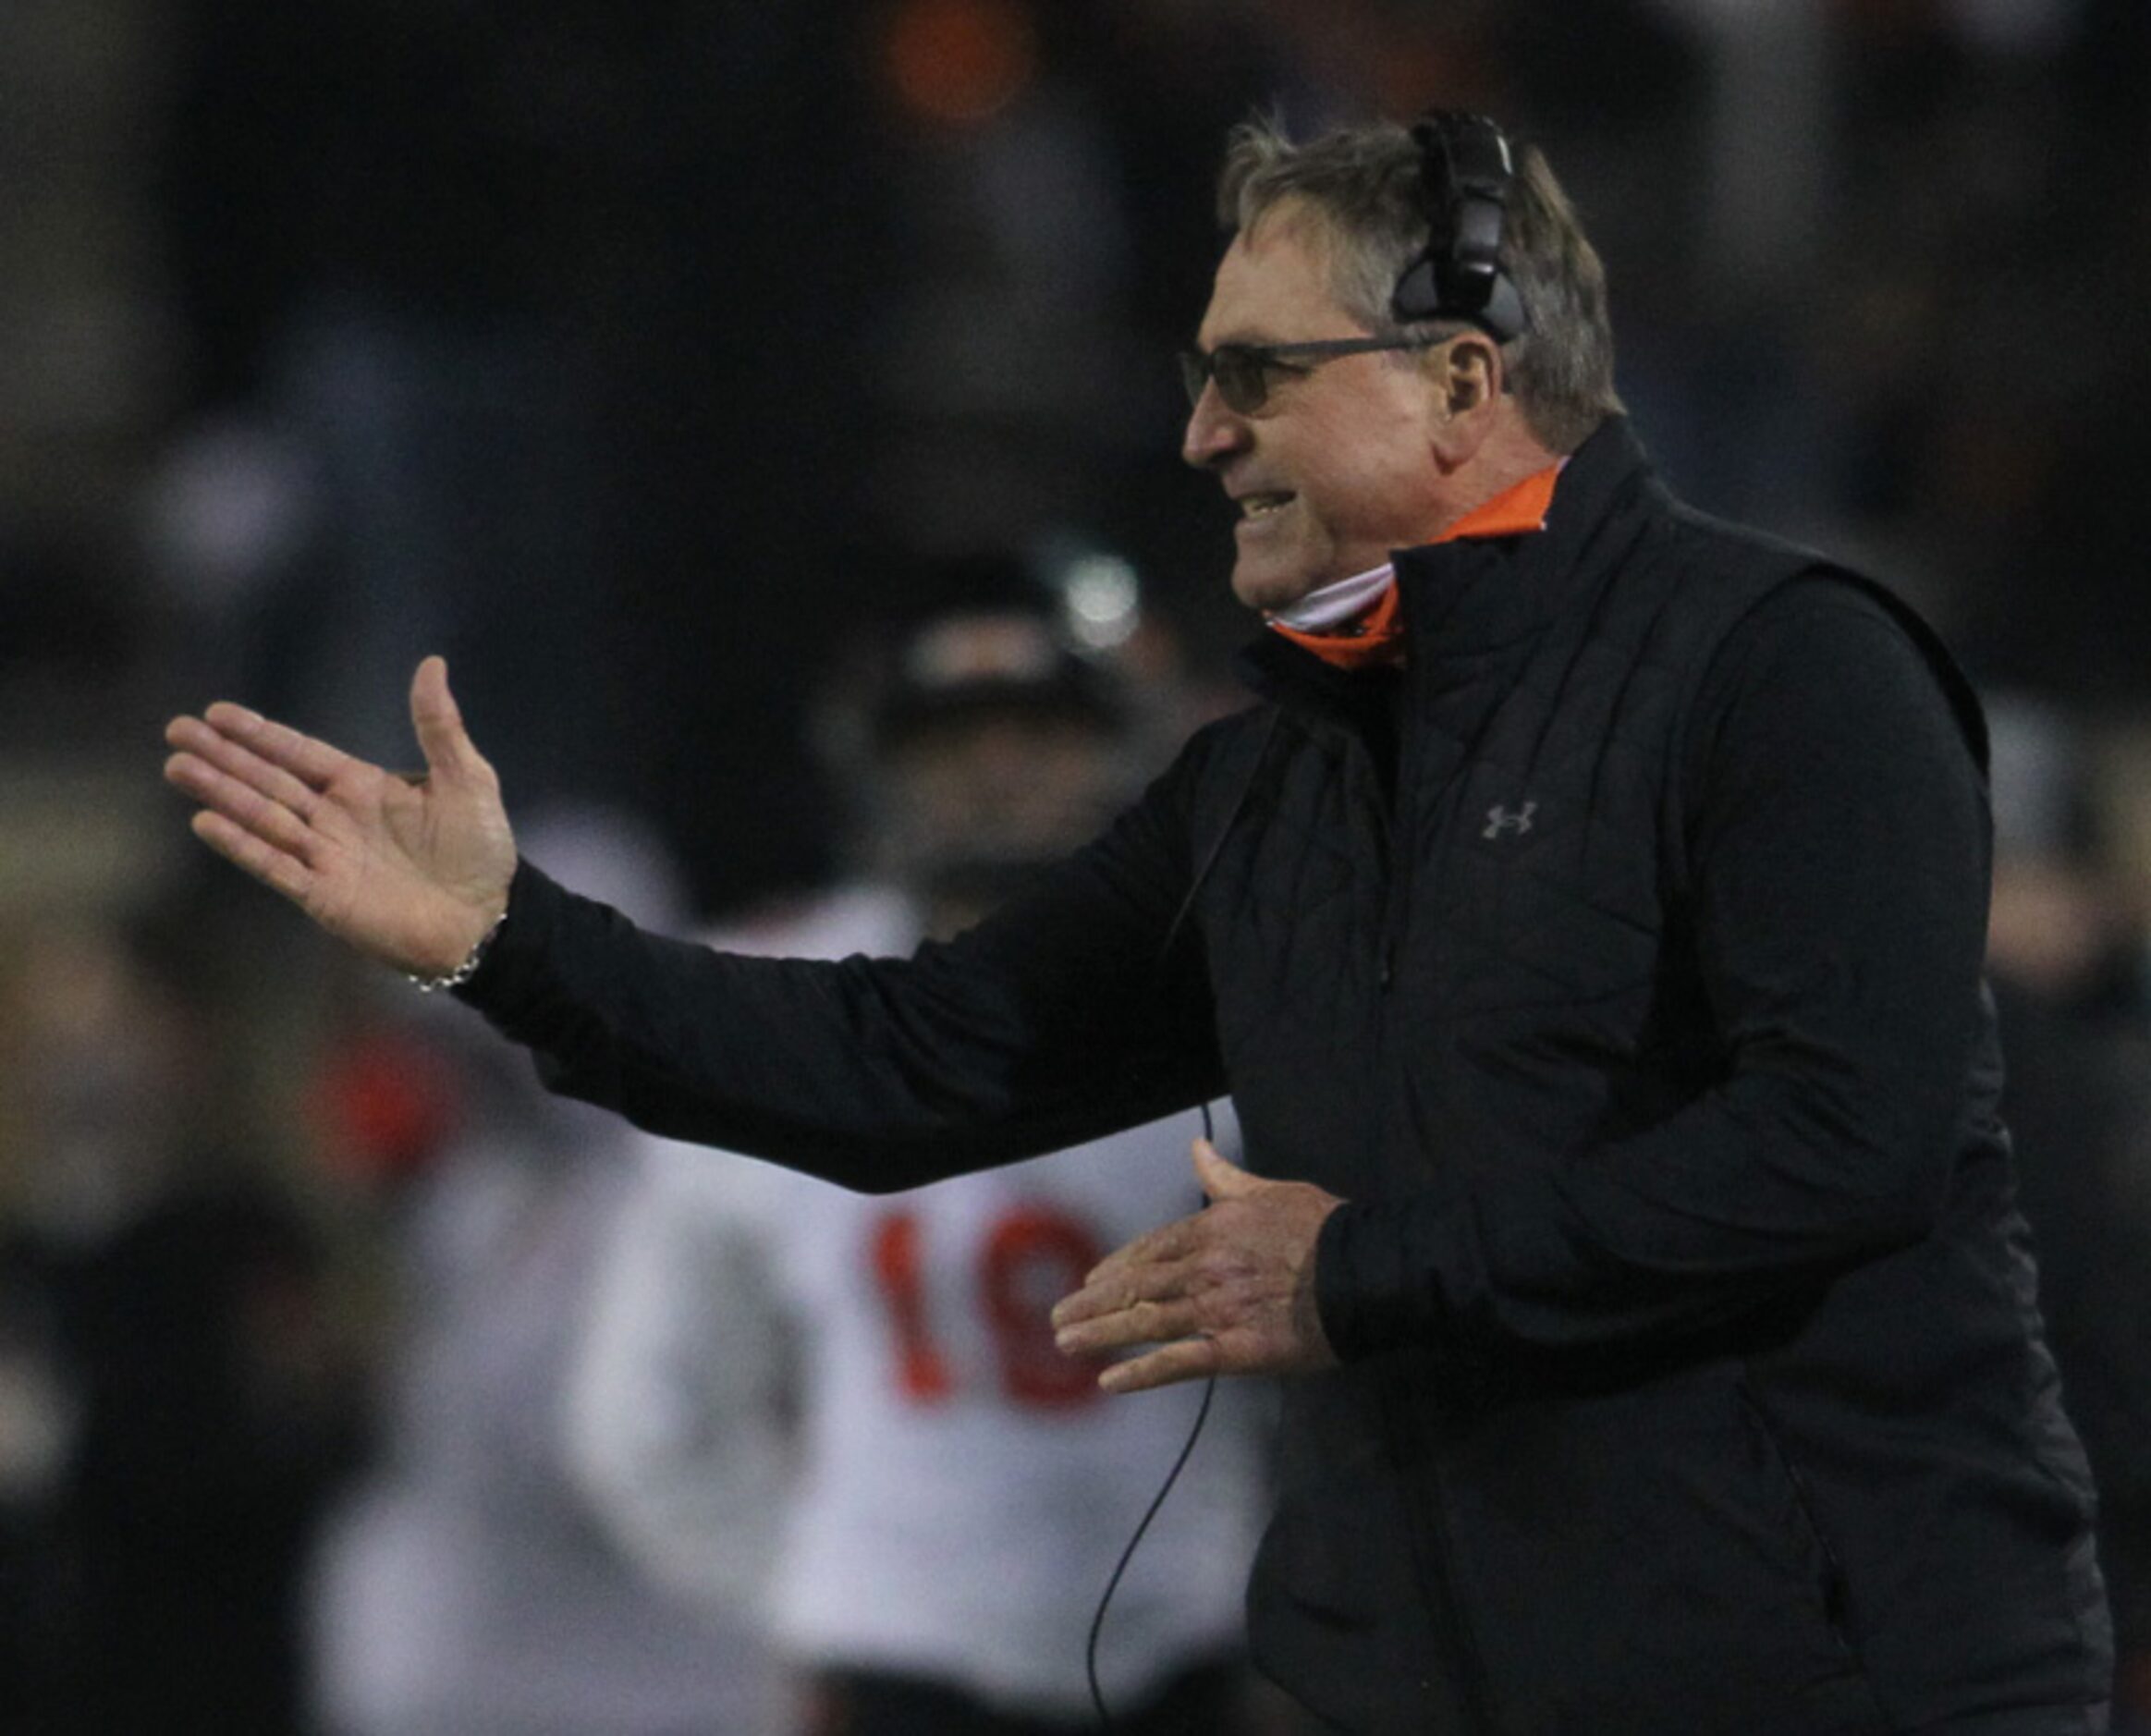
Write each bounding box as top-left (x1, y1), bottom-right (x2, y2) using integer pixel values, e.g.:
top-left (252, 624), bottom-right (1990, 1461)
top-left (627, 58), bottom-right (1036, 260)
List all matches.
top-left (301, 809), bottom-right (782, 1736)
top-left (1984, 695), bottom-right (2151, 1731)
top-left (153, 0), bottom-right (898, 914)
top-left (156, 0), bottom-right (623, 796)
top-left (565, 582), bottom-right (1292, 1734)
top-left (0, 910), bottom-right (361, 1734)
top-left (1809, 0), bottom-right (2151, 681)
top-left (863, 0), bottom-right (1150, 558)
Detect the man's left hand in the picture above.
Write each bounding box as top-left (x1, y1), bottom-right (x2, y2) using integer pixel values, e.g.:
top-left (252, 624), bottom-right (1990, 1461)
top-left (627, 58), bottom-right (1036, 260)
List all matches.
top-left (1051, 1139), bottom-right (1344, 1394)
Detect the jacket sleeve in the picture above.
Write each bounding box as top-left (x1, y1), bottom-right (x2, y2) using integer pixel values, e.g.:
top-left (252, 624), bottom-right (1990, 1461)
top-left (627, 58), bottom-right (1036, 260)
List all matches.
top-left (454, 734), bottom-right (1232, 1192)
top-left (1316, 580), bottom-right (1997, 1373)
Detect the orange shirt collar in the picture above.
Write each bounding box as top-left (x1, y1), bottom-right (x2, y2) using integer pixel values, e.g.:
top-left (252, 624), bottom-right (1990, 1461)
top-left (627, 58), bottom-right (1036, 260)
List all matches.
top-left (1267, 463), bottom-right (1561, 672)
top-left (1439, 463), bottom-right (1560, 543)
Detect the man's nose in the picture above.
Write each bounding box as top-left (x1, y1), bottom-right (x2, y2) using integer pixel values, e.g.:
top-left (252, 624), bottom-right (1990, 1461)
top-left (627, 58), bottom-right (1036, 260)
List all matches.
top-left (1180, 385), bottom-right (1248, 471)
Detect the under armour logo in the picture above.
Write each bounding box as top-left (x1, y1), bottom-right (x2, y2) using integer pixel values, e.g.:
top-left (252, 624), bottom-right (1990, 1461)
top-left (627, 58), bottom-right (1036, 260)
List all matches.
top-left (1483, 801), bottom-right (1537, 840)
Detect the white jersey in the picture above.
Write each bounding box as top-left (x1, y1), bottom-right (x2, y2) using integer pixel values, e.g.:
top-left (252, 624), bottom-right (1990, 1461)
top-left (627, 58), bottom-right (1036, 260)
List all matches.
top-left (564, 886), bottom-right (1272, 1722)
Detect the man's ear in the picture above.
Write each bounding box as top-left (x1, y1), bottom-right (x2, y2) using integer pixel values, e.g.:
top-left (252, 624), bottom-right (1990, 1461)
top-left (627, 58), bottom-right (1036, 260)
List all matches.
top-left (1426, 334), bottom-right (1504, 464)
top-left (1437, 333), bottom-right (1502, 416)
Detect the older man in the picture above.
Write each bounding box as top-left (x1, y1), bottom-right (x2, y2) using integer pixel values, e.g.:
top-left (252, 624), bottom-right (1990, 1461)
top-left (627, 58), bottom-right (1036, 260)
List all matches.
top-left (167, 112), bottom-right (2111, 1733)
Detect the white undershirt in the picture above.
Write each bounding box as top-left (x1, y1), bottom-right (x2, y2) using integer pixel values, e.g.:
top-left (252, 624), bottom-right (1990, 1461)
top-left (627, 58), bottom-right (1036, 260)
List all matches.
top-left (1267, 561), bottom-right (1395, 633)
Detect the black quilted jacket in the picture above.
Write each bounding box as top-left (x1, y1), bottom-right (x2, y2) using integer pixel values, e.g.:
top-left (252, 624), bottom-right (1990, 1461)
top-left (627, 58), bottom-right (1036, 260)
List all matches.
top-left (465, 420), bottom-right (2112, 1734)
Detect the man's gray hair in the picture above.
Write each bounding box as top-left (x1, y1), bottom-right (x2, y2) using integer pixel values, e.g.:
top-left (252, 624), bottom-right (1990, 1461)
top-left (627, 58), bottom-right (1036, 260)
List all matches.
top-left (1217, 116), bottom-right (1622, 455)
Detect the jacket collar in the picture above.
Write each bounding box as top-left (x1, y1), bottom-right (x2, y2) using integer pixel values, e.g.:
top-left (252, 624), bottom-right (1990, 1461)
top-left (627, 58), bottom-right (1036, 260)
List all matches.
top-left (1391, 413), bottom-right (1654, 664)
top-left (1240, 414), bottom-right (1656, 708)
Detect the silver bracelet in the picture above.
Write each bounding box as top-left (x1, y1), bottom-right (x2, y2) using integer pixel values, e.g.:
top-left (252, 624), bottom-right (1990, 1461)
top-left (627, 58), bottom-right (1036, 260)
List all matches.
top-left (409, 907), bottom-right (508, 994)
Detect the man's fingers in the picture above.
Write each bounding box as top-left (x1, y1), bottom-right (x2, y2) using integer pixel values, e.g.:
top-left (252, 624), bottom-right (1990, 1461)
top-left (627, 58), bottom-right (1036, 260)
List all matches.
top-left (409, 655), bottom-right (483, 784)
top-left (1192, 1136), bottom-right (1259, 1201)
top-left (190, 810), bottom-right (314, 904)
top-left (216, 772), bottom-right (319, 860)
top-left (1048, 1279), bottom-right (1113, 1331)
top-left (1052, 1249), bottom-right (1198, 1330)
top-left (165, 750), bottom-right (325, 855)
top-left (1098, 1334), bottom-right (1224, 1396)
top-left (1056, 1291), bottom-right (1203, 1355)
top-left (1078, 1216), bottom-right (1197, 1290)
top-left (197, 702), bottom-right (355, 790)
top-left (1067, 1145), bottom-right (1256, 1306)
top-left (165, 719), bottom-right (326, 822)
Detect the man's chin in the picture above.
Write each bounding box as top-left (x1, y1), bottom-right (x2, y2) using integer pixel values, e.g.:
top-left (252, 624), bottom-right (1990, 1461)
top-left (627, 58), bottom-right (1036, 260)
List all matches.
top-left (1230, 562), bottom-right (1316, 616)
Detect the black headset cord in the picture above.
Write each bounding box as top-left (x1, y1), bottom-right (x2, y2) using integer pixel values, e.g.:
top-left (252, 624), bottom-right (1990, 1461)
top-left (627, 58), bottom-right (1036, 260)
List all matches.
top-left (1083, 1103), bottom-right (1221, 1736)
top-left (1083, 712), bottom-right (1278, 1732)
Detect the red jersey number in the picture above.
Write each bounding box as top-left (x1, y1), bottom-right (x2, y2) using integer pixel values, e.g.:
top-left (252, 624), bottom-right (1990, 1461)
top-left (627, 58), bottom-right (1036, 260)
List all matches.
top-left (869, 1204), bottom-right (1105, 1410)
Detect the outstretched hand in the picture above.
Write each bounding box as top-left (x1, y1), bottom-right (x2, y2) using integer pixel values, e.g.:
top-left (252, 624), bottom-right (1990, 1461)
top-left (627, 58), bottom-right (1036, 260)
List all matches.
top-left (1051, 1138), bottom-right (1343, 1394)
top-left (164, 656), bottom-right (517, 978)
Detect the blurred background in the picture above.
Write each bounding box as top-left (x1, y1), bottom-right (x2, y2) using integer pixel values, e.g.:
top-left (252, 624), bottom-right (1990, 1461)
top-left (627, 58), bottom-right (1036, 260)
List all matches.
top-left (2, 0), bottom-right (2150, 1730)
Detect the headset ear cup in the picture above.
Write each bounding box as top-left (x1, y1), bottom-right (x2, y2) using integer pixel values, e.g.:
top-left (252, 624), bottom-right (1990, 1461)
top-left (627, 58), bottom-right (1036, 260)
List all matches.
top-left (1390, 110), bottom-right (1525, 344)
top-left (1482, 275), bottom-right (1525, 346)
top-left (1391, 257), bottom-right (1444, 324)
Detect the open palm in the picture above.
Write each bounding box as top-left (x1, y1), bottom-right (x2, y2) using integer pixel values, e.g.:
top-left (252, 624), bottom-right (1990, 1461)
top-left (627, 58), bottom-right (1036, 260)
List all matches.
top-left (164, 656), bottom-right (517, 977)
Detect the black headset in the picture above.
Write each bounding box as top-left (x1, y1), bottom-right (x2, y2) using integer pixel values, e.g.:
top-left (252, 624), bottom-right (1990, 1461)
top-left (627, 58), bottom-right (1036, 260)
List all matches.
top-left (1390, 109), bottom-right (1526, 343)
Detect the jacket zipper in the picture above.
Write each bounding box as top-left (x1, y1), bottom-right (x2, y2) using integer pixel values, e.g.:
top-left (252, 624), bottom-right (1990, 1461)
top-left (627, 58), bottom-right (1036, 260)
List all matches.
top-left (1365, 664), bottom-right (1507, 1736)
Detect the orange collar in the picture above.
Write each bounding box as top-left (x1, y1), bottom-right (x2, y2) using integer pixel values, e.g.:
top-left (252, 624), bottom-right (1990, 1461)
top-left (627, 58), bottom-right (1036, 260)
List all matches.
top-left (1266, 464), bottom-right (1561, 671)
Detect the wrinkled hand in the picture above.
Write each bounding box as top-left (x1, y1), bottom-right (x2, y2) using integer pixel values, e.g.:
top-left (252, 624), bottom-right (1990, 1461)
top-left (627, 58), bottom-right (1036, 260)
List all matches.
top-left (1051, 1138), bottom-right (1343, 1394)
top-left (163, 656), bottom-right (516, 977)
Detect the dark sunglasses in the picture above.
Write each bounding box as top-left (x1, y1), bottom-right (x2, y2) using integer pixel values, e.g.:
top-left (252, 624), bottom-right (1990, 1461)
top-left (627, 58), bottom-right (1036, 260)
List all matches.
top-left (1177, 335), bottom-right (1439, 415)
